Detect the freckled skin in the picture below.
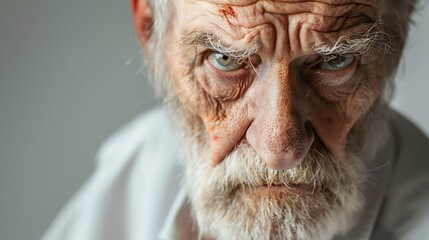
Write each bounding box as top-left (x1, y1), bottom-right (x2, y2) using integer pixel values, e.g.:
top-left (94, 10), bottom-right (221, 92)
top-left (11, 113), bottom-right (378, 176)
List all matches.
top-left (168, 0), bottom-right (384, 169)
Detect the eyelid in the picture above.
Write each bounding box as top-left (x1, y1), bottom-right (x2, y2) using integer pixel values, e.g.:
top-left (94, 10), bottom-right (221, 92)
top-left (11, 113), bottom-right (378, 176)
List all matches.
top-left (206, 51), bottom-right (247, 71)
top-left (203, 52), bottom-right (258, 81)
top-left (319, 56), bottom-right (358, 73)
top-left (320, 56), bottom-right (355, 71)
top-left (205, 56), bottom-right (248, 77)
top-left (306, 55), bottom-right (358, 71)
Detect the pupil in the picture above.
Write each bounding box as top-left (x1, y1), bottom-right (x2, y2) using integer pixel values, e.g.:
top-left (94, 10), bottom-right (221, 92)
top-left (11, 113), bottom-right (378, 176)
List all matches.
top-left (330, 56), bottom-right (345, 67)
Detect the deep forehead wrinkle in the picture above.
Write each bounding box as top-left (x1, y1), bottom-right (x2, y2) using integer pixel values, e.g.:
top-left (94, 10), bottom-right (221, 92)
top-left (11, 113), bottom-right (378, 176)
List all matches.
top-left (188, 0), bottom-right (380, 21)
top-left (258, 1), bottom-right (378, 19)
top-left (197, 0), bottom-right (378, 7)
top-left (179, 29), bottom-right (261, 57)
top-left (188, 0), bottom-right (380, 31)
top-left (180, 0), bottom-right (383, 56)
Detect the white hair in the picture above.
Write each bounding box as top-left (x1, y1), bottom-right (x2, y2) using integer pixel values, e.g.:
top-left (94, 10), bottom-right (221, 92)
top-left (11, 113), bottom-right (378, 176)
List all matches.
top-left (142, 0), bottom-right (173, 101)
top-left (184, 140), bottom-right (366, 240)
top-left (313, 21), bottom-right (392, 62)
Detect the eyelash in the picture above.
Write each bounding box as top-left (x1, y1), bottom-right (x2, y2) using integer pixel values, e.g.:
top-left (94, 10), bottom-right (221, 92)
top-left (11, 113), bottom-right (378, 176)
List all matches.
top-left (314, 56), bottom-right (359, 74)
top-left (199, 50), bottom-right (361, 102)
top-left (205, 57), bottom-right (251, 80)
top-left (203, 50), bottom-right (254, 75)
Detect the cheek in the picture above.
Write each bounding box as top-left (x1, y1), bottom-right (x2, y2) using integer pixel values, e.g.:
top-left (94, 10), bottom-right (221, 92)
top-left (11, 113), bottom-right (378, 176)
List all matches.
top-left (310, 102), bottom-right (357, 161)
top-left (309, 68), bottom-right (383, 160)
top-left (164, 25), bottom-right (215, 118)
top-left (203, 104), bottom-right (252, 165)
top-left (167, 55), bottom-right (224, 120)
top-left (166, 54), bottom-right (253, 164)
top-left (200, 61), bottom-right (254, 102)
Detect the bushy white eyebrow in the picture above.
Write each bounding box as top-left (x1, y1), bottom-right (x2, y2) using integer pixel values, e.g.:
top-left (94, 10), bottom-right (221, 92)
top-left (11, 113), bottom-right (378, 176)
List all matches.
top-left (179, 30), bottom-right (260, 64)
top-left (313, 21), bottom-right (392, 61)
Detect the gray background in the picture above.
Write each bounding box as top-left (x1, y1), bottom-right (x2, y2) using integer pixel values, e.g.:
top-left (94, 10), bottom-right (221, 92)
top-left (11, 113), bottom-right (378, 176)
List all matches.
top-left (0, 1), bottom-right (428, 240)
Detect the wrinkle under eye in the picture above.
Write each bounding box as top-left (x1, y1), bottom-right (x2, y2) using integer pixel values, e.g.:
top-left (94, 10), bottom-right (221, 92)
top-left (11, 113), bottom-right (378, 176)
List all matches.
top-left (305, 55), bottom-right (360, 102)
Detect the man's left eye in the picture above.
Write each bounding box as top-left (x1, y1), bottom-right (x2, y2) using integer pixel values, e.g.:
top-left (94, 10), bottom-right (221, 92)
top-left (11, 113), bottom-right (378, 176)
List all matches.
top-left (207, 52), bottom-right (244, 71)
top-left (320, 56), bottom-right (355, 71)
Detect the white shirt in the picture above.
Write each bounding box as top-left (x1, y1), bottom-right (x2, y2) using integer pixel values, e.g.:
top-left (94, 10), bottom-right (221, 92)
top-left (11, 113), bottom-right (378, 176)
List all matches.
top-left (42, 107), bottom-right (429, 240)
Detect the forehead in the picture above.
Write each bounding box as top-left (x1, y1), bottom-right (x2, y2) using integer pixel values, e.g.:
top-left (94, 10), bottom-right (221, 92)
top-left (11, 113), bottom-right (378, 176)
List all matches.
top-left (176, 0), bottom-right (382, 54)
top-left (180, 0), bottom-right (381, 18)
top-left (179, 0), bottom-right (381, 28)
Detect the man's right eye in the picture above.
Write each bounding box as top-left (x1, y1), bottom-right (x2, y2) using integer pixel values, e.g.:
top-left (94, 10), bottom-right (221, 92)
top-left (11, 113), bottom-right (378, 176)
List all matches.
top-left (207, 52), bottom-right (244, 71)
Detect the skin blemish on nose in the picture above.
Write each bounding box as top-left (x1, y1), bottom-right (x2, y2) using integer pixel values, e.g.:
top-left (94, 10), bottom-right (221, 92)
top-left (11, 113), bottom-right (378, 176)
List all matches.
top-left (218, 4), bottom-right (238, 19)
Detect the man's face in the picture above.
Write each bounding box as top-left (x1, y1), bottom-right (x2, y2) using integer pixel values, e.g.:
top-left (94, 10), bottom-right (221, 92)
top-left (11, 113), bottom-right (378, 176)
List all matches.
top-left (168, 0), bottom-right (385, 167)
top-left (162, 0), bottom-right (385, 239)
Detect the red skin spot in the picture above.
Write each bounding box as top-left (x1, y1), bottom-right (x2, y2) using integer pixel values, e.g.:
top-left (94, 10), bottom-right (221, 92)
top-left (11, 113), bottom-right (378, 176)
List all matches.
top-left (218, 4), bottom-right (237, 19)
top-left (212, 135), bottom-right (219, 141)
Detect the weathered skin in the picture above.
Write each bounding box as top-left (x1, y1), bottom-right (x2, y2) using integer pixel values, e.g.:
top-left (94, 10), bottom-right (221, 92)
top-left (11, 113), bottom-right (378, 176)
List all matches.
top-left (166, 0), bottom-right (384, 170)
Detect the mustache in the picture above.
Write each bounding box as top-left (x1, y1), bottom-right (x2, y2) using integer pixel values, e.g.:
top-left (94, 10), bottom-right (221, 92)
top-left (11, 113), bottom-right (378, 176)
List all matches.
top-left (193, 141), bottom-right (363, 196)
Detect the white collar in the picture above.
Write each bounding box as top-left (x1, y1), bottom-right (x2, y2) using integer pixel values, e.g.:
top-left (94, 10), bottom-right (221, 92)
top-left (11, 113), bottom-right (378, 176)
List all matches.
top-left (158, 186), bottom-right (188, 240)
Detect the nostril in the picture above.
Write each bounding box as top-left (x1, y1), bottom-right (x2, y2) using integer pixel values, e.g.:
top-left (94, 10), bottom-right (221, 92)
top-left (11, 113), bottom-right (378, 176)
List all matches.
top-left (246, 118), bottom-right (315, 170)
top-left (305, 121), bottom-right (315, 141)
top-left (304, 121), bottom-right (312, 135)
top-left (260, 123), bottom-right (314, 170)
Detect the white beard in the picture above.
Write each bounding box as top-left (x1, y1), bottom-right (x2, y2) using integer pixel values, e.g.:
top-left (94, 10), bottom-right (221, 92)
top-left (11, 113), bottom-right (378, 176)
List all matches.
top-left (182, 138), bottom-right (366, 240)
top-left (163, 98), bottom-right (387, 240)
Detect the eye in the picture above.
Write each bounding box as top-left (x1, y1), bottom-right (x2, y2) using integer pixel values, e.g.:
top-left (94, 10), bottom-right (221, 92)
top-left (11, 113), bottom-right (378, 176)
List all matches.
top-left (207, 52), bottom-right (244, 71)
top-left (320, 56), bottom-right (355, 71)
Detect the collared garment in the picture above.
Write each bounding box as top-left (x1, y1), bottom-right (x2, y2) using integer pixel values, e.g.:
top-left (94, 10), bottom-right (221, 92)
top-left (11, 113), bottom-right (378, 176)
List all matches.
top-left (42, 107), bottom-right (429, 240)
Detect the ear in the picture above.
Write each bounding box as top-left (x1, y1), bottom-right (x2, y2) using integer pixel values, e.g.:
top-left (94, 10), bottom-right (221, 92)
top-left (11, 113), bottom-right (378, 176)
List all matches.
top-left (131, 0), bottom-right (153, 51)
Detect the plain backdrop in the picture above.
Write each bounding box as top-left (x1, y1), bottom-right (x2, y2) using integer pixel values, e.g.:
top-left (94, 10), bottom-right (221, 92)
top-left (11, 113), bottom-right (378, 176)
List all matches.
top-left (0, 1), bottom-right (427, 240)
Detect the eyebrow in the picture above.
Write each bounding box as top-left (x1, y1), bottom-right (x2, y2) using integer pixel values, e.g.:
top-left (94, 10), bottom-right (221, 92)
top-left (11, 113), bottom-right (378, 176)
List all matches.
top-left (313, 22), bottom-right (392, 61)
top-left (178, 23), bottom-right (392, 62)
top-left (179, 30), bottom-right (260, 63)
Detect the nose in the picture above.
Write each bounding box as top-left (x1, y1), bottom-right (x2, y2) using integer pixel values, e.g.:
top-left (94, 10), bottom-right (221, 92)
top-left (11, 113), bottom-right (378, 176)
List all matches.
top-left (246, 63), bottom-right (314, 170)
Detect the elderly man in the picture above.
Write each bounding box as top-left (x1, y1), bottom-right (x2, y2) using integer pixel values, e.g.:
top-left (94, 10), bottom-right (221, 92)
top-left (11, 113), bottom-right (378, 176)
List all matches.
top-left (43, 0), bottom-right (429, 239)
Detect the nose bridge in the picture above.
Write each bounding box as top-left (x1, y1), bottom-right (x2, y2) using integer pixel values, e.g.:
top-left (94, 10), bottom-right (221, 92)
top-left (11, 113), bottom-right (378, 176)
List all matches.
top-left (247, 61), bottom-right (313, 170)
top-left (263, 62), bottom-right (303, 147)
top-left (269, 62), bottom-right (298, 126)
